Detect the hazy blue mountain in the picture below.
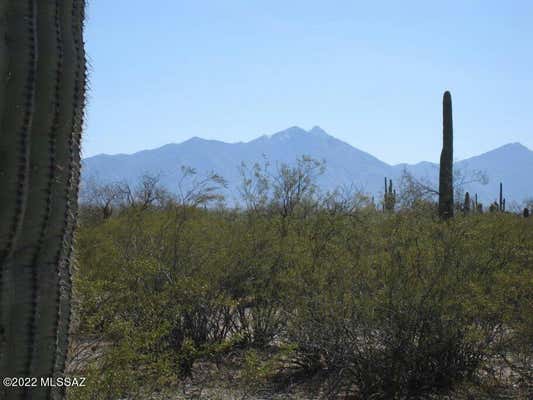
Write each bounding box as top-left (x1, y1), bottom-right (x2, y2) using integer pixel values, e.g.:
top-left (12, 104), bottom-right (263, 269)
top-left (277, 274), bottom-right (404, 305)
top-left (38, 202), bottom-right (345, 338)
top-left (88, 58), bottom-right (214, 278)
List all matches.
top-left (82, 127), bottom-right (533, 206)
top-left (392, 142), bottom-right (533, 207)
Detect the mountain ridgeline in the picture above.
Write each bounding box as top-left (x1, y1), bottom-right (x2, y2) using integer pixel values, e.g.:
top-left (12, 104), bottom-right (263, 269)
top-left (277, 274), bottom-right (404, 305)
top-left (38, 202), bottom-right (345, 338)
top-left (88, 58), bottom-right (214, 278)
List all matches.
top-left (82, 126), bottom-right (533, 206)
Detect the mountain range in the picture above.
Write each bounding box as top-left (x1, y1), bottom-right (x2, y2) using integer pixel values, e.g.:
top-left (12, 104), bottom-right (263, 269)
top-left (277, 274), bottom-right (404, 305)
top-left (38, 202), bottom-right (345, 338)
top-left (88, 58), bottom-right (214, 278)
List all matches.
top-left (82, 126), bottom-right (533, 207)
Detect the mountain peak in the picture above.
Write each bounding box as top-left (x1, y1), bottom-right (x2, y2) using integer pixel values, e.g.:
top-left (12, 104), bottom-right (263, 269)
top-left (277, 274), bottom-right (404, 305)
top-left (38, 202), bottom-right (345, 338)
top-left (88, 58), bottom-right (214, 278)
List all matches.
top-left (476, 142), bottom-right (531, 159)
top-left (263, 126), bottom-right (307, 141)
top-left (309, 126), bottom-right (330, 137)
top-left (282, 126), bottom-right (308, 135)
top-left (262, 126), bottom-right (334, 142)
top-left (496, 142), bottom-right (530, 152)
top-left (183, 136), bottom-right (204, 143)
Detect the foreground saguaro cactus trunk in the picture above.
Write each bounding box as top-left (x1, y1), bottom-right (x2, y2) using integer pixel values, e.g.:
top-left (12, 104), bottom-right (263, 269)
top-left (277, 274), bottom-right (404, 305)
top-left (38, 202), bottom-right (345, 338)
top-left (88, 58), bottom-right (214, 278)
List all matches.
top-left (438, 91), bottom-right (454, 220)
top-left (0, 1), bottom-right (86, 399)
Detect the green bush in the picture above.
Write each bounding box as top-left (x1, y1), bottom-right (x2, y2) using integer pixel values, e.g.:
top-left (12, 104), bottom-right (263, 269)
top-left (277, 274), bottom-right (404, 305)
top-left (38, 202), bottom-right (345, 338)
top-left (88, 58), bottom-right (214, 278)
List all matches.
top-left (71, 173), bottom-right (533, 399)
top-left (284, 212), bottom-right (530, 398)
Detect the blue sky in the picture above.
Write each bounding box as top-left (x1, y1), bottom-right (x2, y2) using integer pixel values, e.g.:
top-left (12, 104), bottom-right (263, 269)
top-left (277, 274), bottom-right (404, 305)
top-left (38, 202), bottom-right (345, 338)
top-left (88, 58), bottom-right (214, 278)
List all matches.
top-left (84, 0), bottom-right (533, 164)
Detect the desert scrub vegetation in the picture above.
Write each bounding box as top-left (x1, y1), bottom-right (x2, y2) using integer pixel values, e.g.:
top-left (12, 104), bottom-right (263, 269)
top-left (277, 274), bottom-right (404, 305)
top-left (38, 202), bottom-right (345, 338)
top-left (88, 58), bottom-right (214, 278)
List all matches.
top-left (70, 162), bottom-right (532, 400)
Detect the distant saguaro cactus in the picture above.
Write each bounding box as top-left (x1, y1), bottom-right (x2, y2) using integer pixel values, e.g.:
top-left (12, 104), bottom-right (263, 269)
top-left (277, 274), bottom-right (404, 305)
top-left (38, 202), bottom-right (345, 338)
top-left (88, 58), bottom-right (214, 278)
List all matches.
top-left (499, 183), bottom-right (503, 210)
top-left (524, 208), bottom-right (530, 218)
top-left (438, 91), bottom-right (454, 220)
top-left (0, 1), bottom-right (87, 399)
top-left (498, 182), bottom-right (506, 212)
top-left (383, 177), bottom-right (396, 212)
top-left (463, 192), bottom-right (471, 214)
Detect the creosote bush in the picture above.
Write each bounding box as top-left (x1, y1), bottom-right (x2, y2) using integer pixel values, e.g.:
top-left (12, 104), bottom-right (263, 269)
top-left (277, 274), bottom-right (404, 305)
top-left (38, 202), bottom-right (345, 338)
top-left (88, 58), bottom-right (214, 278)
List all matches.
top-left (71, 162), bottom-right (533, 400)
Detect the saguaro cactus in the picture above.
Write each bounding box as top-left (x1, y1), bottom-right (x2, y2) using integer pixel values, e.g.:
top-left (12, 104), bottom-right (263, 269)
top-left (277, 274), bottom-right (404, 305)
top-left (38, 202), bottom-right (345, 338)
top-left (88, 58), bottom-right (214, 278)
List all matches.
top-left (498, 182), bottom-right (506, 212)
top-left (383, 177), bottom-right (396, 212)
top-left (0, 1), bottom-right (86, 399)
top-left (463, 192), bottom-right (471, 214)
top-left (438, 91), bottom-right (454, 220)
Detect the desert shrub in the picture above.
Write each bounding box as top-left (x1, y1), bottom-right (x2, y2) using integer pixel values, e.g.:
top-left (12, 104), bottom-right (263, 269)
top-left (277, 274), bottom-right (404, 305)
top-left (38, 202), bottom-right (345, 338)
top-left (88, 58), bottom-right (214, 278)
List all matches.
top-left (71, 171), bottom-right (532, 399)
top-left (72, 205), bottom-right (287, 398)
top-left (284, 212), bottom-right (533, 399)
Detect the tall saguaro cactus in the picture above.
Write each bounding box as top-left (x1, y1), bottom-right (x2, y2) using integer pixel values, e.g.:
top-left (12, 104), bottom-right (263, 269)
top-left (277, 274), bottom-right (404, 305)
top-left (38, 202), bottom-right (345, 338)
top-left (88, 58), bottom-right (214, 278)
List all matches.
top-left (0, 1), bottom-right (86, 399)
top-left (438, 91), bottom-right (454, 220)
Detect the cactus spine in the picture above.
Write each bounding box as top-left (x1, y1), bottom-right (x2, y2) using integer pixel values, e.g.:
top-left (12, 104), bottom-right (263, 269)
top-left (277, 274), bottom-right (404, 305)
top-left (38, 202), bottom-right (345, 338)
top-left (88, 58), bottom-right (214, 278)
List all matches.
top-left (0, 1), bottom-right (86, 399)
top-left (438, 91), bottom-right (454, 220)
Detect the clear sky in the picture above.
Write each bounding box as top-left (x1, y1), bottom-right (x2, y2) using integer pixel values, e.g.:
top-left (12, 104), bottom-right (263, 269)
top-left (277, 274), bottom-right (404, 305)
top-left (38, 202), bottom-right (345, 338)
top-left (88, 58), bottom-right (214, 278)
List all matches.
top-left (83, 0), bottom-right (533, 164)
